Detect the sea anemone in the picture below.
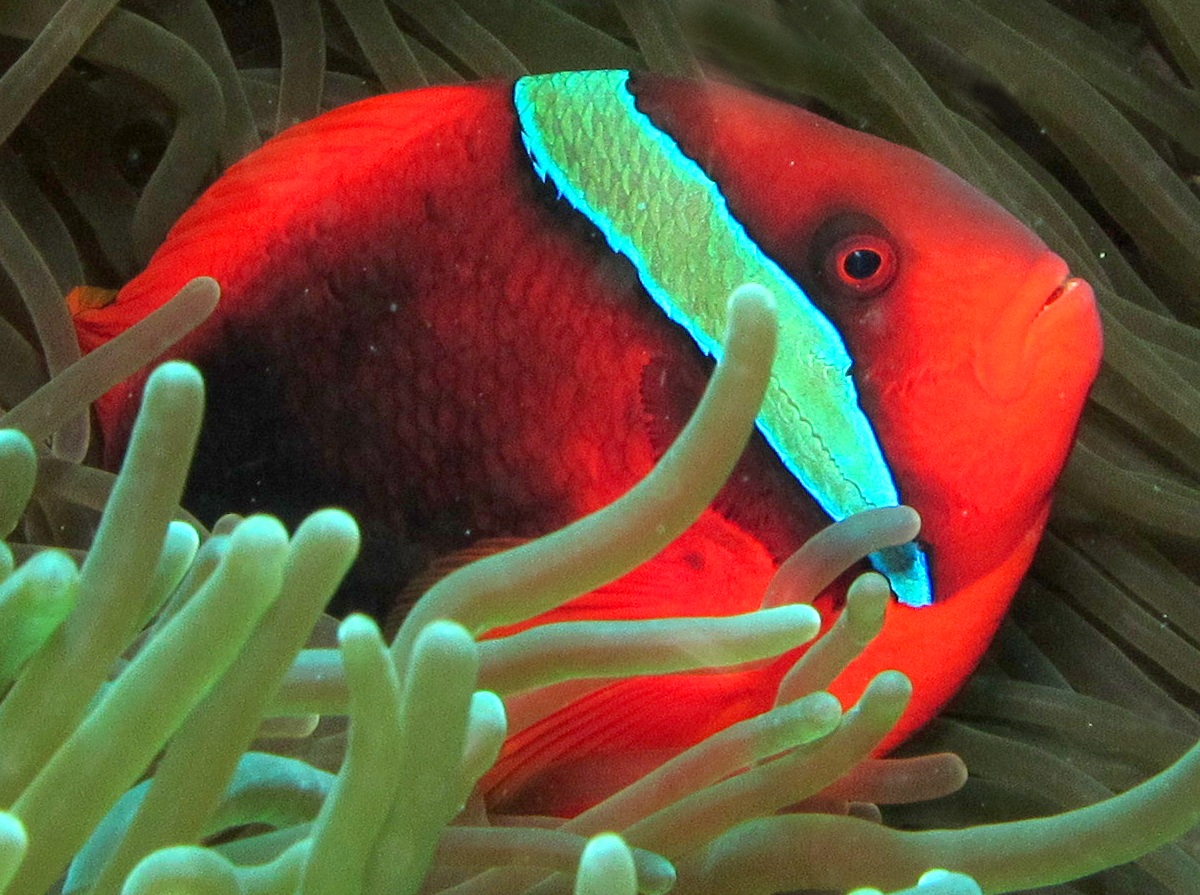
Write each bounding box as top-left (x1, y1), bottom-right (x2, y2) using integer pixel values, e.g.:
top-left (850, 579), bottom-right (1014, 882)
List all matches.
top-left (1, 283), bottom-right (1199, 895)
top-left (0, 1), bottom-right (1198, 894)
top-left (0, 286), bottom-right (945, 895)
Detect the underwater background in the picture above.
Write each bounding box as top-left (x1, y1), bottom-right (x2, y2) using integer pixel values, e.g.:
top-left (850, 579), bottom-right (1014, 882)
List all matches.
top-left (1, 1), bottom-right (1200, 894)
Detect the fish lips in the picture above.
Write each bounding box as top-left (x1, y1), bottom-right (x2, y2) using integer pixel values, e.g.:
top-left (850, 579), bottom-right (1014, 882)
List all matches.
top-left (973, 253), bottom-right (1102, 403)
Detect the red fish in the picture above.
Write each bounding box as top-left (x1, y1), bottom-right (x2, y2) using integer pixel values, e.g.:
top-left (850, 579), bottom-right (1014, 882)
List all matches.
top-left (72, 72), bottom-right (1102, 816)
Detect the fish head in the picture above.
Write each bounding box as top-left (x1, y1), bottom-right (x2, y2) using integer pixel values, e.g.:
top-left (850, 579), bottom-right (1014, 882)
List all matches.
top-left (786, 149), bottom-right (1104, 727)
top-left (636, 76), bottom-right (1103, 720)
top-left (775, 139), bottom-right (1104, 597)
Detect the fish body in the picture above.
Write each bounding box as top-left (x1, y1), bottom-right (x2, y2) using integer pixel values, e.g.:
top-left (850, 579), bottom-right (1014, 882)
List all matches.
top-left (73, 72), bottom-right (1102, 815)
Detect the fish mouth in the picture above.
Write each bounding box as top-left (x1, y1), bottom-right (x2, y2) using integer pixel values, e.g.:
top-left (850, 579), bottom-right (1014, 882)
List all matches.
top-left (974, 254), bottom-right (1098, 401)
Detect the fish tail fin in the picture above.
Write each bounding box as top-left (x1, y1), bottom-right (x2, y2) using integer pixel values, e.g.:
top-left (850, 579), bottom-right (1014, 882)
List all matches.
top-left (66, 284), bottom-right (138, 354)
top-left (65, 284), bottom-right (118, 316)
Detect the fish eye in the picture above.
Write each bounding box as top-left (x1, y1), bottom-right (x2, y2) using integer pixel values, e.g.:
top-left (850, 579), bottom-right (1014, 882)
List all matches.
top-left (826, 234), bottom-right (896, 295)
top-left (112, 119), bottom-right (169, 188)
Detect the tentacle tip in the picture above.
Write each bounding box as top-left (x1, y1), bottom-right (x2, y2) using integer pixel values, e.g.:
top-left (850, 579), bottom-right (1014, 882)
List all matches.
top-left (728, 281), bottom-right (777, 314)
top-left (177, 275), bottom-right (221, 305)
top-left (773, 603), bottom-right (823, 642)
top-left (228, 513), bottom-right (290, 553)
top-left (0, 812), bottom-right (27, 851)
top-left (469, 689), bottom-right (507, 725)
top-left (725, 282), bottom-right (779, 349)
top-left (338, 612), bottom-right (382, 645)
top-left (918, 869), bottom-right (983, 893)
top-left (869, 669), bottom-right (914, 701)
top-left (0, 429), bottom-right (35, 458)
top-left (848, 571), bottom-right (892, 631)
top-left (808, 689), bottom-right (845, 727)
top-left (142, 360), bottom-right (206, 405)
top-left (414, 618), bottom-right (477, 656)
top-left (896, 504), bottom-right (922, 539)
top-left (298, 507), bottom-right (363, 549)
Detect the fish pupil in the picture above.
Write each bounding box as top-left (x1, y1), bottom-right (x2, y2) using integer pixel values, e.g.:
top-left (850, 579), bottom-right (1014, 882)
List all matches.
top-left (112, 119), bottom-right (168, 188)
top-left (843, 248), bottom-right (882, 280)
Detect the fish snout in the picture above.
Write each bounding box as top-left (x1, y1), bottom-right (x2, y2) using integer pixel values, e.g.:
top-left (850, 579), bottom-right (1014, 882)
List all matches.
top-left (973, 253), bottom-right (1099, 402)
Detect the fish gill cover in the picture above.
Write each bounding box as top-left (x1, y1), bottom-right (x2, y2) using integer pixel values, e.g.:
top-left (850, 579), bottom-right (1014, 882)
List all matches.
top-left (0, 2), bottom-right (1197, 895)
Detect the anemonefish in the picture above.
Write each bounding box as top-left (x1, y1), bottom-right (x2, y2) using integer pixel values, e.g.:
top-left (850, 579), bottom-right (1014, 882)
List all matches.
top-left (71, 71), bottom-right (1102, 816)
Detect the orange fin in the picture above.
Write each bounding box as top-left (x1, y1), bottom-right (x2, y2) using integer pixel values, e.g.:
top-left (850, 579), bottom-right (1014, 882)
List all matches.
top-left (65, 285), bottom-right (118, 316)
top-left (487, 508), bottom-right (778, 642)
top-left (389, 511), bottom-right (775, 641)
top-left (68, 285), bottom-right (152, 354)
top-left (384, 536), bottom-right (530, 637)
top-left (484, 667), bottom-right (771, 817)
